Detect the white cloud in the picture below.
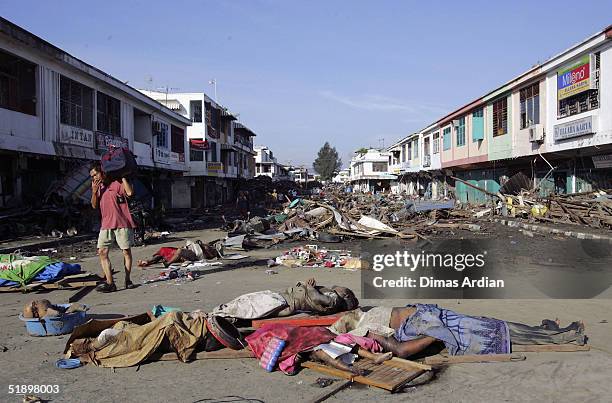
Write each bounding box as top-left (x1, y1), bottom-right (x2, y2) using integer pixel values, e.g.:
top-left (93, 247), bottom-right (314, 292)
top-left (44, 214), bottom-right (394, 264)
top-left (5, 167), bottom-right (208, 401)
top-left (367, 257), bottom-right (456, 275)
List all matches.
top-left (319, 90), bottom-right (448, 115)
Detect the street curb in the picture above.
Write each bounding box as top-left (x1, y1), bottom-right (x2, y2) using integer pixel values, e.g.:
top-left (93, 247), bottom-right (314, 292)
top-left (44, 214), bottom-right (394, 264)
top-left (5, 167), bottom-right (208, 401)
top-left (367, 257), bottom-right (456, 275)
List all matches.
top-left (492, 218), bottom-right (612, 244)
top-left (0, 234), bottom-right (96, 254)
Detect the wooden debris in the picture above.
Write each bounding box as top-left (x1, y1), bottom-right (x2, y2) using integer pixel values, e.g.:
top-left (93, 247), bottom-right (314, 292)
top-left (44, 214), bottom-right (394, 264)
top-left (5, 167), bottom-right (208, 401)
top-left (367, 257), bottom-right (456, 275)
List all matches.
top-left (302, 357), bottom-right (426, 392)
top-left (512, 344), bottom-right (590, 352)
top-left (424, 353), bottom-right (526, 365)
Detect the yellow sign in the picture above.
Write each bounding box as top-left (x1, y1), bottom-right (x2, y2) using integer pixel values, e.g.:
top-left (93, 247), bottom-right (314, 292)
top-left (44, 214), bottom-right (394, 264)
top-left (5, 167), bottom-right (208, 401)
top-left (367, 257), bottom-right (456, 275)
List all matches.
top-left (207, 162), bottom-right (223, 176)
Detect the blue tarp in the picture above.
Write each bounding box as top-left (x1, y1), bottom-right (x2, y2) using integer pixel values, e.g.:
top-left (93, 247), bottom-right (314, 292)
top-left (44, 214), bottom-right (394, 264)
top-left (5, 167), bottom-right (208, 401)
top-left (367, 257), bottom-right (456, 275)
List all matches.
top-left (0, 262), bottom-right (81, 287)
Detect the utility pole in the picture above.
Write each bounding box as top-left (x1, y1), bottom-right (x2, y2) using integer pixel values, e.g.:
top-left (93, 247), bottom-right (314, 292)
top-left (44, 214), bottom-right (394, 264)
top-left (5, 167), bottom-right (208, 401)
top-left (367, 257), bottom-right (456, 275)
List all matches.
top-left (209, 79), bottom-right (217, 102)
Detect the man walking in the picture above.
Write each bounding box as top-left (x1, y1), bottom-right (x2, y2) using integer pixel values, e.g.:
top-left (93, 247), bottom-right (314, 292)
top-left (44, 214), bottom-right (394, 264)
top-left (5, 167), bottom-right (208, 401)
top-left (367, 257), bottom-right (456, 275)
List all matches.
top-left (90, 162), bottom-right (137, 292)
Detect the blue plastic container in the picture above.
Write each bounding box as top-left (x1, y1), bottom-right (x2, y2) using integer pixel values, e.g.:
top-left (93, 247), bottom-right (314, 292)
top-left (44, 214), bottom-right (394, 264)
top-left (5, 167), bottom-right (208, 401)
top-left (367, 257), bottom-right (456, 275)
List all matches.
top-left (18, 304), bottom-right (88, 337)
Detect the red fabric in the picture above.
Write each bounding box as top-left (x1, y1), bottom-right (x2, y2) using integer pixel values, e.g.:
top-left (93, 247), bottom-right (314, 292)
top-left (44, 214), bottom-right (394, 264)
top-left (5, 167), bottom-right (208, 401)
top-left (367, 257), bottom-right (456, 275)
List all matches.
top-left (154, 247), bottom-right (178, 262)
top-left (334, 334), bottom-right (382, 353)
top-left (245, 324), bottom-right (335, 374)
top-left (99, 181), bottom-right (136, 230)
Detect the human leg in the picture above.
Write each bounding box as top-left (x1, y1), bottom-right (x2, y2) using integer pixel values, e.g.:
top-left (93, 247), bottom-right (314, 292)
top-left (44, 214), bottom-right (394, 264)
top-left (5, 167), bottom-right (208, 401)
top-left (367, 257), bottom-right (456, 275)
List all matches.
top-left (115, 228), bottom-right (136, 289)
top-left (507, 321), bottom-right (586, 345)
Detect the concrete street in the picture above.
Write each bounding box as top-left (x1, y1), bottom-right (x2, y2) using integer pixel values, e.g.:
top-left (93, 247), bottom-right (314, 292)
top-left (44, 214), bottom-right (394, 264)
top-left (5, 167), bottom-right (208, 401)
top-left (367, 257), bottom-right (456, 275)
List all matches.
top-left (1, 226), bottom-right (612, 402)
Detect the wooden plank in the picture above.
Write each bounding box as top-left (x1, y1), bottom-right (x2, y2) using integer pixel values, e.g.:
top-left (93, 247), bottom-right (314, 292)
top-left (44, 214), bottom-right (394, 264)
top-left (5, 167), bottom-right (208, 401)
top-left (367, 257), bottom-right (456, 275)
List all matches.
top-left (424, 353), bottom-right (526, 365)
top-left (309, 380), bottom-right (352, 403)
top-left (387, 357), bottom-right (432, 371)
top-left (252, 312), bottom-right (345, 329)
top-left (512, 344), bottom-right (590, 352)
top-left (156, 348), bottom-right (255, 361)
top-left (40, 280), bottom-right (99, 290)
top-left (302, 359), bottom-right (425, 392)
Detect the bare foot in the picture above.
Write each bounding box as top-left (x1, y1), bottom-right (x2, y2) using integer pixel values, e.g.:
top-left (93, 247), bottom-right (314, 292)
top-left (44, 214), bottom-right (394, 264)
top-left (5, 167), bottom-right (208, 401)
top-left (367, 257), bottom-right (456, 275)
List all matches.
top-left (137, 260), bottom-right (148, 268)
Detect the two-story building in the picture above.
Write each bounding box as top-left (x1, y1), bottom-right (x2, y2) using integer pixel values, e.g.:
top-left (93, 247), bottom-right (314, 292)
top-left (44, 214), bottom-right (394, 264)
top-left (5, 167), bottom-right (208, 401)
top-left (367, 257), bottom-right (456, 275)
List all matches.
top-left (254, 146), bottom-right (281, 180)
top-left (349, 149), bottom-right (395, 193)
top-left (139, 90), bottom-right (257, 207)
top-left (386, 24), bottom-right (612, 203)
top-left (0, 17), bottom-right (191, 210)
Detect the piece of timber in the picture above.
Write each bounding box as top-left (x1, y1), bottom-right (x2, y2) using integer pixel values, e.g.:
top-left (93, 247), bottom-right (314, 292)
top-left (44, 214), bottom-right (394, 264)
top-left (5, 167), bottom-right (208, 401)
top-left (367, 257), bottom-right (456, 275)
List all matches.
top-left (40, 280), bottom-right (99, 290)
top-left (512, 344), bottom-right (590, 352)
top-left (252, 312), bottom-right (345, 329)
top-left (424, 353), bottom-right (526, 365)
top-left (388, 357), bottom-right (432, 371)
top-left (157, 348), bottom-right (255, 361)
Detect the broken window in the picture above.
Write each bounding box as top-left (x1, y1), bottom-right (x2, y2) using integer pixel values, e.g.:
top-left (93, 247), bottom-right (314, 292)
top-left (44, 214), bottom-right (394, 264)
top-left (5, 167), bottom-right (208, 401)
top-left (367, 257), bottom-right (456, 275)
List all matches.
top-left (190, 100), bottom-right (202, 123)
top-left (0, 49), bottom-right (37, 115)
top-left (60, 76), bottom-right (93, 130)
top-left (171, 125), bottom-right (185, 154)
top-left (96, 92), bottom-right (121, 136)
top-left (492, 97), bottom-right (508, 136)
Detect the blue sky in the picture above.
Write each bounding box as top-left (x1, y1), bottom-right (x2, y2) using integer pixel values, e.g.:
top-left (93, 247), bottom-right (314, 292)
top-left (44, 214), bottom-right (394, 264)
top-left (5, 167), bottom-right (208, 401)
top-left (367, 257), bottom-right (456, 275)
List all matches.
top-left (1, 1), bottom-right (611, 167)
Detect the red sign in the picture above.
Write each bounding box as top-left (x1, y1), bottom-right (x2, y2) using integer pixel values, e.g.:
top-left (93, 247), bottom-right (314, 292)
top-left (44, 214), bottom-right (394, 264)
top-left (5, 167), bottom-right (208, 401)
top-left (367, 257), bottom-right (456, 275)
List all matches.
top-left (190, 139), bottom-right (209, 150)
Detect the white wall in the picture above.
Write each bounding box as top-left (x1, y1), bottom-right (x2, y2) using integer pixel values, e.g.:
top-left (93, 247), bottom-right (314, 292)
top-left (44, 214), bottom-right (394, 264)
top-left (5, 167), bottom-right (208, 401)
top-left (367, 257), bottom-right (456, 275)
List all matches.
top-left (543, 43), bottom-right (612, 154)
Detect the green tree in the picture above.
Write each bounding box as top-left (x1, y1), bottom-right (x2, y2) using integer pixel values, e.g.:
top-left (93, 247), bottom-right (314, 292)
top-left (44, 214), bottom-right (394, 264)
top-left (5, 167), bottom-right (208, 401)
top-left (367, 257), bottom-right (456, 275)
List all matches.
top-left (313, 142), bottom-right (342, 181)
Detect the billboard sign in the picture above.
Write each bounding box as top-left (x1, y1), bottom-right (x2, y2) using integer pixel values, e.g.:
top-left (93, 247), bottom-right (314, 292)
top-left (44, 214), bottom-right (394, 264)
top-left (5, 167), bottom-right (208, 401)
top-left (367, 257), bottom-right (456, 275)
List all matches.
top-left (557, 55), bottom-right (591, 101)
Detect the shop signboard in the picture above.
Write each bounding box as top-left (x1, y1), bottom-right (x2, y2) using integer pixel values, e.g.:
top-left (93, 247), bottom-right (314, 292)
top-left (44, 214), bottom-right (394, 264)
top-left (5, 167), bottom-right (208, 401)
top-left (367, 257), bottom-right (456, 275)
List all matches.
top-left (59, 125), bottom-right (94, 148)
top-left (557, 55), bottom-right (591, 101)
top-left (553, 116), bottom-right (594, 141)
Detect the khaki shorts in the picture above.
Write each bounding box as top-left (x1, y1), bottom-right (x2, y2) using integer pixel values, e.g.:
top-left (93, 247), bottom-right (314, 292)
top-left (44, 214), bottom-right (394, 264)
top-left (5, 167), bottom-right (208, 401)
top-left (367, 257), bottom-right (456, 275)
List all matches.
top-left (97, 228), bottom-right (134, 250)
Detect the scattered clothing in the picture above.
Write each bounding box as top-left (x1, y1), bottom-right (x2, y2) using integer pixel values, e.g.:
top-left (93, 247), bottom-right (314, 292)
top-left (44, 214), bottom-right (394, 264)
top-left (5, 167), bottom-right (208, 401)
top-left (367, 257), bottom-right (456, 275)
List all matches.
top-left (212, 290), bottom-right (288, 319)
top-left (246, 324), bottom-right (335, 374)
top-left (329, 307), bottom-right (395, 337)
top-left (0, 254), bottom-right (80, 287)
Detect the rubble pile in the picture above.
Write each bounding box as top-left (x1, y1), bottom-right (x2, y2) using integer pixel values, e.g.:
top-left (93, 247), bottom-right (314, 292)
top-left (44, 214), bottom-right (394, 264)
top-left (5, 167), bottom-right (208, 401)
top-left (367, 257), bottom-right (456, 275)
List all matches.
top-left (452, 174), bottom-right (612, 230)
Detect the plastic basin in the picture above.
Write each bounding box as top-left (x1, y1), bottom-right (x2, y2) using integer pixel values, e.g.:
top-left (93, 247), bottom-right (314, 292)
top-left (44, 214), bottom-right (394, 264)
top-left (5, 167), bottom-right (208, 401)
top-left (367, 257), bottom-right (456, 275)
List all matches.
top-left (18, 304), bottom-right (88, 337)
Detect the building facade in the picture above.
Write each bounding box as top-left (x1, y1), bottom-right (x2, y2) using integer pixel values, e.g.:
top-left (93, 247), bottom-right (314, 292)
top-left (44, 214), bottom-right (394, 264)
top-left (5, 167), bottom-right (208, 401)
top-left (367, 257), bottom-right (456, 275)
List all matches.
top-left (0, 17), bottom-right (191, 210)
top-left (254, 146), bottom-right (281, 180)
top-left (349, 149), bottom-right (395, 192)
top-left (387, 25), bottom-right (612, 203)
top-left (139, 90), bottom-right (257, 208)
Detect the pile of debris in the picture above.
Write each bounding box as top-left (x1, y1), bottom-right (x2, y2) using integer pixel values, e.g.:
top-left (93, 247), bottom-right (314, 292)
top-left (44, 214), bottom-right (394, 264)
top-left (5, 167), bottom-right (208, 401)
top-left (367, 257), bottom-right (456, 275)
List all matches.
top-left (453, 173), bottom-right (612, 230)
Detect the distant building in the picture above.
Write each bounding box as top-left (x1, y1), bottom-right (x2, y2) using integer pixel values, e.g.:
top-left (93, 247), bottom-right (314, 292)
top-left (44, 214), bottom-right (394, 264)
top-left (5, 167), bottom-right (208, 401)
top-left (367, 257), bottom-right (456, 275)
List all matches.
top-left (139, 90), bottom-right (257, 207)
top-left (332, 169), bottom-right (350, 183)
top-left (254, 146), bottom-right (281, 180)
top-left (349, 149), bottom-right (396, 192)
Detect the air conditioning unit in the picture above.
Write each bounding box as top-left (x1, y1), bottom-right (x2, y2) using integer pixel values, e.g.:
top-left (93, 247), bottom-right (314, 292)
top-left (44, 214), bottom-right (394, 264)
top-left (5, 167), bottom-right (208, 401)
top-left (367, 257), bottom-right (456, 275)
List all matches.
top-left (152, 121), bottom-right (162, 133)
top-left (423, 155), bottom-right (431, 167)
top-left (529, 125), bottom-right (545, 143)
top-left (452, 119), bottom-right (460, 127)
